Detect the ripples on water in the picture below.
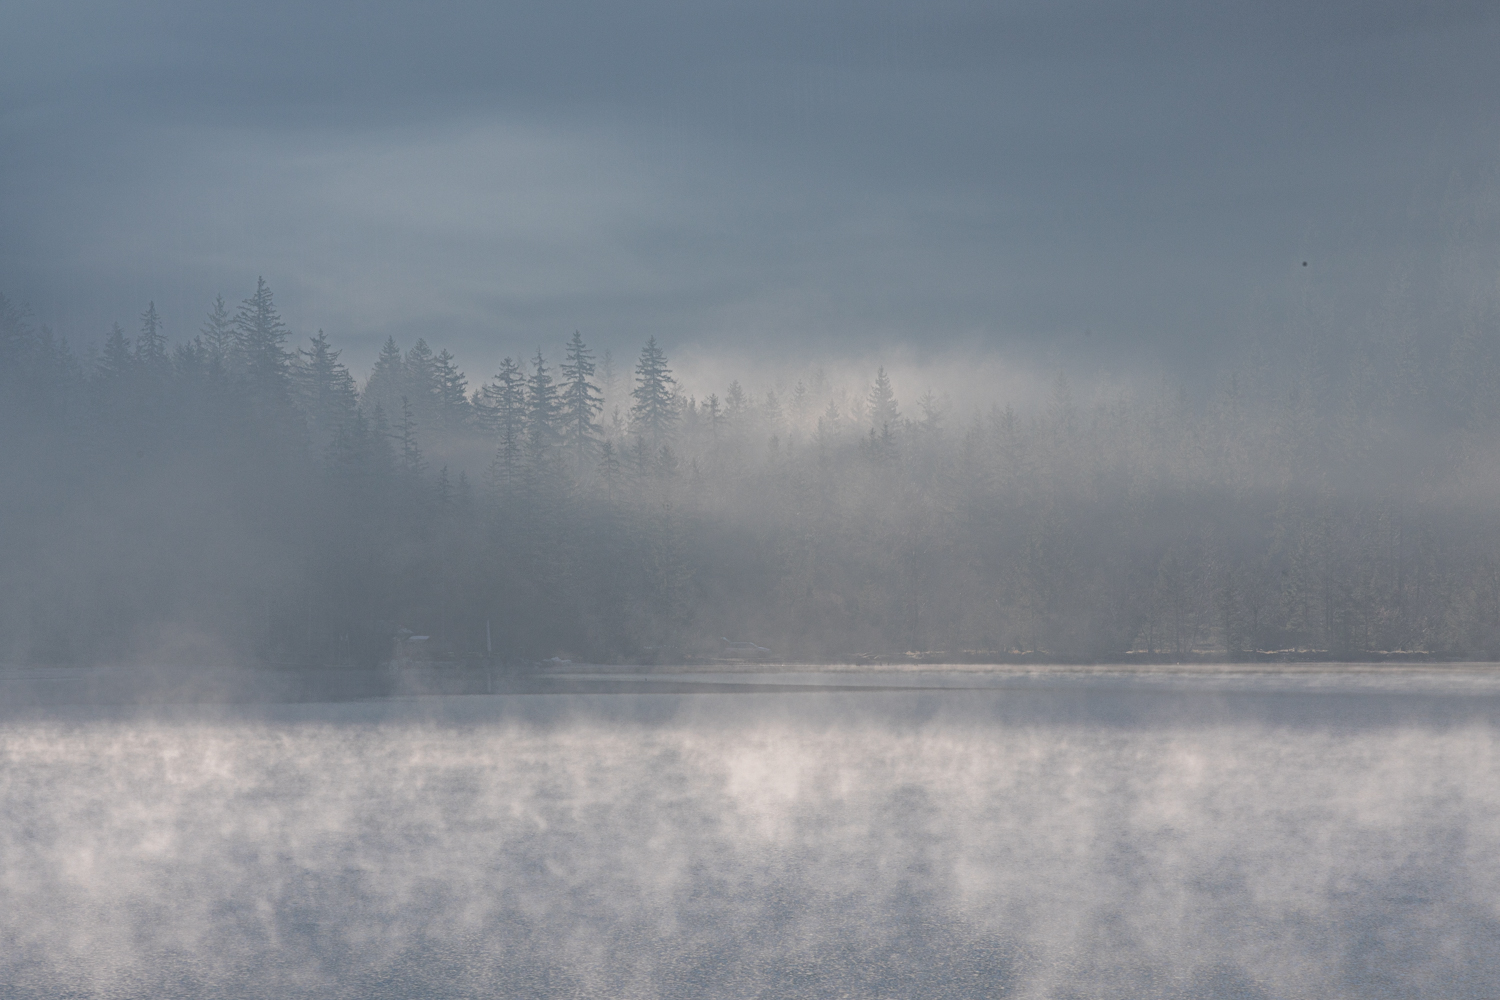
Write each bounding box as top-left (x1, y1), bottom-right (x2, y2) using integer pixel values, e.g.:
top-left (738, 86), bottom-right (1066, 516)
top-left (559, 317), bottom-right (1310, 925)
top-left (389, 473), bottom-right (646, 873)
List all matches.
top-left (2, 669), bottom-right (1498, 998)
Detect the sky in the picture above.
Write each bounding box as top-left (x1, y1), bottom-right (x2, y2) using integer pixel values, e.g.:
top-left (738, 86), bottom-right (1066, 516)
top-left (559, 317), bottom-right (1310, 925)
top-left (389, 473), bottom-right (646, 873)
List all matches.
top-left (3, 0), bottom-right (1499, 381)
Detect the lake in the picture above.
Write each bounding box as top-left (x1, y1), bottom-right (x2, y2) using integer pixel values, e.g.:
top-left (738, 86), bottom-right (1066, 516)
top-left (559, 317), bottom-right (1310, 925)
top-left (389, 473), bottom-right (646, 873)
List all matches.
top-left (2, 666), bottom-right (1498, 998)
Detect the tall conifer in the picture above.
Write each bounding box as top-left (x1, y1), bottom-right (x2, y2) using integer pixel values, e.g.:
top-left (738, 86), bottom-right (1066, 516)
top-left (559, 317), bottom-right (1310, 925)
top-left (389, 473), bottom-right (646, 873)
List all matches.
top-left (234, 277), bottom-right (292, 403)
top-left (560, 331), bottom-right (603, 470)
top-left (630, 337), bottom-right (678, 446)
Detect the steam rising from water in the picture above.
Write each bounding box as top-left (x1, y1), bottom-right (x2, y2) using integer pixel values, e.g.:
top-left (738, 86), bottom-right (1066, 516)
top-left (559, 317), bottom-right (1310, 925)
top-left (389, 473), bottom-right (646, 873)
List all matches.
top-left (3, 681), bottom-right (1498, 998)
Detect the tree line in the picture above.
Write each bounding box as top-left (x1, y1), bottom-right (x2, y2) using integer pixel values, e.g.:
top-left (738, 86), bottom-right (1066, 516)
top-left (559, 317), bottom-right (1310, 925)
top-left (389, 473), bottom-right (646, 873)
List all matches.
top-left (5, 277), bottom-right (1500, 666)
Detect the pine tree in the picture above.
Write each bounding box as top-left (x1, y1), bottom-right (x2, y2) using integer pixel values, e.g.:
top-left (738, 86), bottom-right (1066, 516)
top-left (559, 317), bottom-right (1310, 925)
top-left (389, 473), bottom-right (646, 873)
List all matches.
top-left (200, 294), bottom-right (236, 363)
top-left (868, 366), bottom-right (899, 431)
top-left (91, 321), bottom-right (138, 441)
top-left (917, 389), bottom-right (943, 434)
top-left (821, 398), bottom-right (842, 435)
top-left (560, 331), bottom-right (603, 471)
top-left (364, 337), bottom-right (405, 417)
top-left (481, 357), bottom-right (526, 491)
top-left (763, 390), bottom-right (783, 436)
top-left (404, 339), bottom-right (436, 412)
top-left (432, 349), bottom-right (470, 432)
top-left (136, 301), bottom-right (169, 375)
top-left (328, 405), bottom-right (395, 489)
top-left (369, 404), bottom-right (397, 478)
top-left (297, 330), bottom-right (358, 445)
top-left (791, 380), bottom-right (809, 422)
top-left (631, 337), bottom-right (678, 445)
top-left (99, 322), bottom-right (135, 383)
top-left (525, 349), bottom-right (561, 464)
top-left (630, 435), bottom-right (652, 480)
top-left (725, 380), bottom-right (746, 422)
top-left (657, 444), bottom-right (679, 479)
top-left (598, 439), bottom-right (621, 500)
top-left (398, 396), bottom-right (425, 479)
top-left (705, 393), bottom-right (724, 451)
top-left (234, 277), bottom-right (292, 403)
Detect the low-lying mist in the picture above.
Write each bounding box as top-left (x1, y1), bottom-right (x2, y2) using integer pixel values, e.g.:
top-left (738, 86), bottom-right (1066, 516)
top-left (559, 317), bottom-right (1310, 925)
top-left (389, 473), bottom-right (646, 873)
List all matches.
top-left (2, 682), bottom-right (1497, 998)
top-left (6, 279), bottom-right (1500, 666)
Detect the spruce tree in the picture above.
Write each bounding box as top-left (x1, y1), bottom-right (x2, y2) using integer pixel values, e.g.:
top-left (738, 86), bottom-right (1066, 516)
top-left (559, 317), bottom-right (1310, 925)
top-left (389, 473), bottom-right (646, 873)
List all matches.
top-left (200, 294), bottom-right (236, 363)
top-left (481, 357), bottom-right (526, 492)
top-left (136, 301), bottom-right (169, 375)
top-left (763, 390), bottom-right (783, 436)
top-left (598, 439), bottom-right (621, 500)
top-left (724, 380), bottom-right (747, 428)
top-left (560, 330), bottom-right (603, 471)
top-left (99, 322), bottom-right (135, 383)
top-left (234, 277), bottom-right (292, 403)
top-left (404, 339), bottom-right (436, 416)
top-left (868, 366), bottom-right (899, 431)
top-left (630, 337), bottom-right (678, 446)
top-left (364, 337), bottom-right (405, 417)
top-left (917, 389), bottom-right (943, 434)
top-left (432, 349), bottom-right (470, 432)
top-left (705, 393), bottom-right (724, 451)
top-left (791, 380), bottom-right (808, 421)
top-left (525, 349), bottom-right (561, 463)
top-left (297, 330), bottom-right (358, 445)
top-left (398, 395), bottom-right (425, 479)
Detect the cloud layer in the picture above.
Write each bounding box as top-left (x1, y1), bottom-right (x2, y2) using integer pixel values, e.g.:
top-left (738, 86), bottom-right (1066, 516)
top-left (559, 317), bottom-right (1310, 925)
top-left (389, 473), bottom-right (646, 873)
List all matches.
top-left (3, 1), bottom-right (1499, 376)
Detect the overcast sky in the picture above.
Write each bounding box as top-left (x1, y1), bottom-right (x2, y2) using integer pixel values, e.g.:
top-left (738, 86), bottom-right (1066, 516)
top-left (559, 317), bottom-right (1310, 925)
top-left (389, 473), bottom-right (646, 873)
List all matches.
top-left (3, 0), bottom-right (1498, 381)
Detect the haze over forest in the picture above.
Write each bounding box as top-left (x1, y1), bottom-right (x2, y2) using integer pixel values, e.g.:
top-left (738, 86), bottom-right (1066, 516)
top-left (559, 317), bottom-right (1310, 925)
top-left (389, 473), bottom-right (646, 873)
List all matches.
top-left (6, 266), bottom-right (1500, 667)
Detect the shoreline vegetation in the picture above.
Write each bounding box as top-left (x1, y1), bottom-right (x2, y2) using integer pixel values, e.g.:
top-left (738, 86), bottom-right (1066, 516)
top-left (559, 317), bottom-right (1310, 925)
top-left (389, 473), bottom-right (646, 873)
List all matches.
top-left (9, 278), bottom-right (1500, 668)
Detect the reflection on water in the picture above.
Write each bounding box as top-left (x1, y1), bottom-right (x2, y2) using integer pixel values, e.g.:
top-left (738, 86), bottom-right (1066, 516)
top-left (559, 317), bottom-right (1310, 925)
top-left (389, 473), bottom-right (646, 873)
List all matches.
top-left (2, 671), bottom-right (1498, 998)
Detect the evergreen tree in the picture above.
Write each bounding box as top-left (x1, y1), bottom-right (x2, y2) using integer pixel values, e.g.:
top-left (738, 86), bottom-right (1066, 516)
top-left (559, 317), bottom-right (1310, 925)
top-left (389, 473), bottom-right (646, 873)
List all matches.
top-left (705, 393), bottom-right (724, 451)
top-left (868, 366), bottom-right (899, 430)
top-left (327, 405), bottom-right (396, 495)
top-left (432, 348), bottom-right (470, 433)
top-left (364, 337), bottom-right (405, 417)
top-left (630, 435), bottom-right (652, 480)
top-left (481, 357), bottom-right (526, 491)
top-left (657, 444), bottom-right (679, 479)
top-left (820, 398), bottom-right (842, 436)
top-left (560, 331), bottom-right (603, 470)
top-left (525, 349), bottom-right (561, 463)
top-left (631, 337), bottom-right (678, 445)
top-left (404, 339), bottom-right (437, 419)
top-left (234, 277), bottom-right (292, 403)
top-left (297, 330), bottom-right (358, 445)
top-left (200, 294), bottom-right (236, 363)
top-left (791, 380), bottom-right (809, 422)
top-left (136, 301), bottom-right (169, 375)
top-left (917, 390), bottom-right (944, 435)
top-left (99, 322), bottom-right (135, 383)
top-left (398, 396), bottom-right (425, 479)
top-left (598, 439), bottom-right (621, 499)
top-left (725, 380), bottom-right (747, 422)
top-left (92, 321), bottom-right (140, 449)
top-left (763, 390), bottom-right (783, 436)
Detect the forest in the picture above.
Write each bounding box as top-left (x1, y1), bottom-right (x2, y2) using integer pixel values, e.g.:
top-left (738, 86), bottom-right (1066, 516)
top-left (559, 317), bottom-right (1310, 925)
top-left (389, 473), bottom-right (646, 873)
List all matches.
top-left (5, 278), bottom-right (1500, 666)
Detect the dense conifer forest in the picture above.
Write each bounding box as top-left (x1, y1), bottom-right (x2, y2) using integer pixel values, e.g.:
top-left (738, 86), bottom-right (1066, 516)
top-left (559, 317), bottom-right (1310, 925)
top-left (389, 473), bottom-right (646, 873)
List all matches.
top-left (6, 279), bottom-right (1500, 666)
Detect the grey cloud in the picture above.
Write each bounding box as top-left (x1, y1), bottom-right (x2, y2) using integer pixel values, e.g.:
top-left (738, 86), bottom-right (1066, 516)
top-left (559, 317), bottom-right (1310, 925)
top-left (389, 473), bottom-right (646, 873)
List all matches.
top-left (3, 0), bottom-right (1499, 378)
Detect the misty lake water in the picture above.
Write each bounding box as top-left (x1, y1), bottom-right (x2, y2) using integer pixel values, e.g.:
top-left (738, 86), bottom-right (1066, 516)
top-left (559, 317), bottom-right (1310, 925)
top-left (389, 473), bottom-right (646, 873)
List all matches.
top-left (3, 667), bottom-right (1499, 999)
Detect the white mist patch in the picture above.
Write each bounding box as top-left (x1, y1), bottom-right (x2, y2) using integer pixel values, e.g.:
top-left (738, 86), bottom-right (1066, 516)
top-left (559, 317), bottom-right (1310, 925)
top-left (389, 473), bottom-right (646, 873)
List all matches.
top-left (1, 684), bottom-right (1497, 998)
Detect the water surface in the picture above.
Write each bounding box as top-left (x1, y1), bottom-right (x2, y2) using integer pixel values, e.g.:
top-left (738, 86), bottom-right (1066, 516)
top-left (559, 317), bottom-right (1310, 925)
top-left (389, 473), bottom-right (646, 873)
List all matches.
top-left (3, 666), bottom-right (1497, 998)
